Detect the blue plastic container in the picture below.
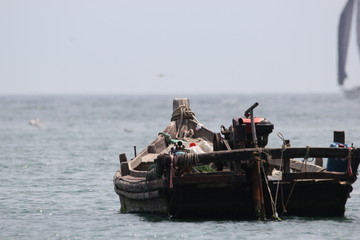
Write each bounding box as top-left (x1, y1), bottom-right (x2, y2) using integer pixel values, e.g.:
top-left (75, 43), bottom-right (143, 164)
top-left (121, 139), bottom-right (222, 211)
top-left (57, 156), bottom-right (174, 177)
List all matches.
top-left (326, 143), bottom-right (348, 172)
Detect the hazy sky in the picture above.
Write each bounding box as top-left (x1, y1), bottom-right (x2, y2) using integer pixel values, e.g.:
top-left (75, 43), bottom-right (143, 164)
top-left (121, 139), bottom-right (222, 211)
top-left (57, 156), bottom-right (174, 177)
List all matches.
top-left (1, 0), bottom-right (359, 94)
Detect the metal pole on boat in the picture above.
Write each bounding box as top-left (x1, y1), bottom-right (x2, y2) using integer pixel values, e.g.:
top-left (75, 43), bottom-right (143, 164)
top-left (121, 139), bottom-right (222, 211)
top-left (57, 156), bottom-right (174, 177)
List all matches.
top-left (245, 103), bottom-right (265, 220)
top-left (244, 102), bottom-right (259, 148)
top-left (251, 152), bottom-right (266, 220)
top-left (133, 146), bottom-right (137, 157)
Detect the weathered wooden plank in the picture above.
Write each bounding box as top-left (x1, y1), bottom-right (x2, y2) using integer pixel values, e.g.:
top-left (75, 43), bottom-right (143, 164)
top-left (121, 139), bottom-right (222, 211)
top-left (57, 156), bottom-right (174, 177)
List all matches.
top-left (283, 172), bottom-right (348, 181)
top-left (114, 177), bottom-right (165, 193)
top-left (268, 158), bottom-right (325, 172)
top-left (129, 121), bottom-right (176, 170)
top-left (171, 147), bottom-right (355, 165)
top-left (114, 188), bottom-right (161, 200)
top-left (122, 197), bottom-right (168, 213)
top-left (120, 162), bottom-right (130, 176)
top-left (173, 173), bottom-right (246, 185)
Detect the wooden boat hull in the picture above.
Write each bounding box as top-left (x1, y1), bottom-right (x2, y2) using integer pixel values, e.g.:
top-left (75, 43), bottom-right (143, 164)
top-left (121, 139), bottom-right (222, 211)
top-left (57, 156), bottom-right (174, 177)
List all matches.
top-left (272, 180), bottom-right (351, 217)
top-left (114, 171), bottom-right (353, 219)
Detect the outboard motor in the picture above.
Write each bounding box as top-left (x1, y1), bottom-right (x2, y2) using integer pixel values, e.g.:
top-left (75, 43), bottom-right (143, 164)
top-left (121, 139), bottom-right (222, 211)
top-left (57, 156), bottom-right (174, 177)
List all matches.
top-left (232, 117), bottom-right (274, 148)
top-left (214, 103), bottom-right (274, 151)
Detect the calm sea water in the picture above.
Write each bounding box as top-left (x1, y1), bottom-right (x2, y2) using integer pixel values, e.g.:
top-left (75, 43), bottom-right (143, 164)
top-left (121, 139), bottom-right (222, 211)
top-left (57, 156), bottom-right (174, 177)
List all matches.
top-left (1, 93), bottom-right (360, 240)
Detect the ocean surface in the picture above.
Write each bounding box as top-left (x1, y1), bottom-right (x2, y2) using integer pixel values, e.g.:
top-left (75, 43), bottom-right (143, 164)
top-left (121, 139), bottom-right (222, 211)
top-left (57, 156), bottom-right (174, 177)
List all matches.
top-left (1, 93), bottom-right (360, 240)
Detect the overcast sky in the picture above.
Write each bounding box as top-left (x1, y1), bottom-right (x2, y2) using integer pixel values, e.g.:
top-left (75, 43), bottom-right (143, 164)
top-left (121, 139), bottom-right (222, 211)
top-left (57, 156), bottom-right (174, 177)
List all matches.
top-left (0, 0), bottom-right (359, 95)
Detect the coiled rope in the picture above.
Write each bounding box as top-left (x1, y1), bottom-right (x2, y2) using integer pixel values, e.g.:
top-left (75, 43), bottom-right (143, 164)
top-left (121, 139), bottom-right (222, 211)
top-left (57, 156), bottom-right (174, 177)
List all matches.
top-left (184, 153), bottom-right (199, 168)
top-left (171, 105), bottom-right (201, 138)
top-left (171, 105), bottom-right (196, 121)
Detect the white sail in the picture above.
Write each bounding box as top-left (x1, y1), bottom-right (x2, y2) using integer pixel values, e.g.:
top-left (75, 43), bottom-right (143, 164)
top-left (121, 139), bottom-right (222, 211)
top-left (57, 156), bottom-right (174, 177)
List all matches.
top-left (357, 0), bottom-right (360, 59)
top-left (338, 0), bottom-right (355, 86)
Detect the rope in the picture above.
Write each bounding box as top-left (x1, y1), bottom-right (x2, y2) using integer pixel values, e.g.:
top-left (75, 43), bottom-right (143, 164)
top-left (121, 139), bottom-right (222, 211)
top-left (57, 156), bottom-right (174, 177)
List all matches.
top-left (274, 132), bottom-right (287, 213)
top-left (171, 105), bottom-right (201, 138)
top-left (169, 155), bottom-right (177, 188)
top-left (169, 153), bottom-right (200, 185)
top-left (300, 146), bottom-right (315, 172)
top-left (171, 105), bottom-right (196, 121)
top-left (274, 133), bottom-right (301, 215)
top-left (280, 184), bottom-right (286, 214)
top-left (260, 158), bottom-right (281, 220)
top-left (177, 107), bottom-right (185, 138)
top-left (144, 169), bottom-right (149, 200)
top-left (117, 178), bottom-right (148, 184)
top-left (304, 145), bottom-right (310, 160)
top-left (182, 153), bottom-right (200, 172)
top-left (347, 147), bottom-right (353, 176)
top-left (283, 182), bottom-right (297, 215)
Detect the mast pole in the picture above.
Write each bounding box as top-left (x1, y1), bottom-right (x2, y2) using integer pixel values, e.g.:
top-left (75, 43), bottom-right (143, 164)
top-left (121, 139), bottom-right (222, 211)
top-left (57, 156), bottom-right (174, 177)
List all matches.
top-left (245, 102), bottom-right (265, 220)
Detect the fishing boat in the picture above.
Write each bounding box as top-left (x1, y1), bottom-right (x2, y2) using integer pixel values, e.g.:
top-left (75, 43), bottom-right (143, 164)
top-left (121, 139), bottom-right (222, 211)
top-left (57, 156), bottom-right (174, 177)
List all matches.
top-left (113, 98), bottom-right (360, 220)
top-left (338, 0), bottom-right (360, 98)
